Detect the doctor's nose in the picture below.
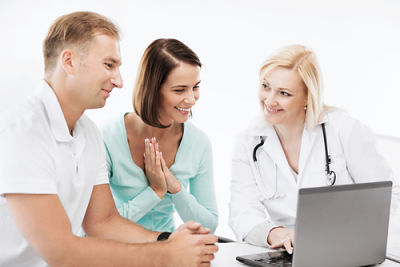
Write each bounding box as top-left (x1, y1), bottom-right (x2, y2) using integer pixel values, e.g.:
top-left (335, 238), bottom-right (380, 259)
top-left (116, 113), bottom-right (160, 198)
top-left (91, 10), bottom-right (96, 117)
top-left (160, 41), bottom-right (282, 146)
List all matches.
top-left (265, 93), bottom-right (278, 107)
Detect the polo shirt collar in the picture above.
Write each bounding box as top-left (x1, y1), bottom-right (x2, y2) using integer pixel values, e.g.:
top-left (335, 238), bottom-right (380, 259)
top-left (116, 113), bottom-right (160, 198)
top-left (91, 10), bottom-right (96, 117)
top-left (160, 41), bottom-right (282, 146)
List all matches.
top-left (39, 80), bottom-right (73, 142)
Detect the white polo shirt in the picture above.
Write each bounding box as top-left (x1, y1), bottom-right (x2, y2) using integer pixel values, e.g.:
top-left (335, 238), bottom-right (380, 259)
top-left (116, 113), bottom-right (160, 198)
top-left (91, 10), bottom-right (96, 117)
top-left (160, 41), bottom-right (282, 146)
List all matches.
top-left (0, 81), bottom-right (109, 267)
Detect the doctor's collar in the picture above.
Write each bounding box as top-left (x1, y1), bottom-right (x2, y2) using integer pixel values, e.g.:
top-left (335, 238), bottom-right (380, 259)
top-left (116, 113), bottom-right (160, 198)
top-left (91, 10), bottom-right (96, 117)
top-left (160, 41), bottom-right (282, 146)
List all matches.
top-left (246, 112), bottom-right (329, 137)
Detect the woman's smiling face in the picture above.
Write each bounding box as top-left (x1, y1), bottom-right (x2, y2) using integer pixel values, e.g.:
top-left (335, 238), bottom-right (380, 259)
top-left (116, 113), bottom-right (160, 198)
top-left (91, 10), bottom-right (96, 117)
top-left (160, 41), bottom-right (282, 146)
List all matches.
top-left (158, 62), bottom-right (201, 125)
top-left (259, 66), bottom-right (308, 127)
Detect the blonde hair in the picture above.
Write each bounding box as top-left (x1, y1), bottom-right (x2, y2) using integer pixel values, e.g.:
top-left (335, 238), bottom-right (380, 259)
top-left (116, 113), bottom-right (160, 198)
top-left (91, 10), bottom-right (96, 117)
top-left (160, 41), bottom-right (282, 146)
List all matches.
top-left (43, 11), bottom-right (120, 73)
top-left (259, 44), bottom-right (326, 129)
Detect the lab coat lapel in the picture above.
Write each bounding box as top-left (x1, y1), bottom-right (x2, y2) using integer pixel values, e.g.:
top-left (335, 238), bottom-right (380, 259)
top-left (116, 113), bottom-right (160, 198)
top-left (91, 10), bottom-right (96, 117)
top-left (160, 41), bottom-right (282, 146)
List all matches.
top-left (297, 113), bottom-right (328, 183)
top-left (262, 128), bottom-right (295, 184)
top-left (297, 126), bottom-right (319, 183)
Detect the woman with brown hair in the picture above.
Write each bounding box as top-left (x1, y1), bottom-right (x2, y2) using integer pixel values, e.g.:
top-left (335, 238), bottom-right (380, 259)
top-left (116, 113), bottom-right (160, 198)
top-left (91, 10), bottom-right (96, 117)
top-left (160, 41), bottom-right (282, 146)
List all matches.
top-left (102, 39), bottom-right (218, 233)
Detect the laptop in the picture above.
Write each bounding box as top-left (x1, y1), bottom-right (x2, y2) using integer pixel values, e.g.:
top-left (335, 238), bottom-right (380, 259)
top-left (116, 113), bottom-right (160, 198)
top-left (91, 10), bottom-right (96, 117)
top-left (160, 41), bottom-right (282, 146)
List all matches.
top-left (236, 181), bottom-right (393, 267)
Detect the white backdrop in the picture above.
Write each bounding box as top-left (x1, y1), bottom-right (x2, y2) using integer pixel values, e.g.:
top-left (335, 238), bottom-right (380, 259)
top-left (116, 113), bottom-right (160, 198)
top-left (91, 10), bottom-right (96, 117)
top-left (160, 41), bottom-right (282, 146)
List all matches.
top-left (1, 0), bottom-right (399, 239)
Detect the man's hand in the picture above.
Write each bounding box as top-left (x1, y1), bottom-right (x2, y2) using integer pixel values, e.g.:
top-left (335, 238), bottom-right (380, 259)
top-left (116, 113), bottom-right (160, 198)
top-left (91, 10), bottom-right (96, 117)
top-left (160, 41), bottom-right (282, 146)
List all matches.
top-left (165, 221), bottom-right (218, 267)
top-left (171, 220), bottom-right (211, 237)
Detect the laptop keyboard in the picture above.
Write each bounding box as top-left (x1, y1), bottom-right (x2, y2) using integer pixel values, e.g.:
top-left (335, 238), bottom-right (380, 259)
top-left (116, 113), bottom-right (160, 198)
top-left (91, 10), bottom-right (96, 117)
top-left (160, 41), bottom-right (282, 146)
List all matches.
top-left (254, 251), bottom-right (293, 266)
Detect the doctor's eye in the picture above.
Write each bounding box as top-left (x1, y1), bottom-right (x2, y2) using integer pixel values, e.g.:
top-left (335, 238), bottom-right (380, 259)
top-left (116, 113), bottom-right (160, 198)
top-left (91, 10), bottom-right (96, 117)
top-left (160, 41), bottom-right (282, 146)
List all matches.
top-left (280, 91), bottom-right (291, 96)
top-left (261, 83), bottom-right (270, 90)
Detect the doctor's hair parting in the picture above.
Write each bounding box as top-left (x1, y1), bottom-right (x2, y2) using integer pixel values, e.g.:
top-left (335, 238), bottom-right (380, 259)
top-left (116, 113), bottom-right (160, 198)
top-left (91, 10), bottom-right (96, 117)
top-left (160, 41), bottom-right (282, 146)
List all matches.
top-left (259, 44), bottom-right (326, 129)
top-left (133, 38), bottom-right (202, 128)
top-left (43, 11), bottom-right (120, 75)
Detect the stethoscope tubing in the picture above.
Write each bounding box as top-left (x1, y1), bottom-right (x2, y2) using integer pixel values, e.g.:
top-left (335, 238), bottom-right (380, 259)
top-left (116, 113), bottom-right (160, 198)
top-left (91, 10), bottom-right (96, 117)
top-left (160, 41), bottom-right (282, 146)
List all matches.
top-left (253, 123), bottom-right (336, 187)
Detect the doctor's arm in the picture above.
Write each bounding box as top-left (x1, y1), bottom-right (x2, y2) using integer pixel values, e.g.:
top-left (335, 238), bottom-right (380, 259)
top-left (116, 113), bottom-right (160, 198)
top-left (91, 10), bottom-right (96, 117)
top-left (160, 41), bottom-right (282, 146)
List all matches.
top-left (229, 136), bottom-right (283, 247)
top-left (343, 120), bottom-right (400, 213)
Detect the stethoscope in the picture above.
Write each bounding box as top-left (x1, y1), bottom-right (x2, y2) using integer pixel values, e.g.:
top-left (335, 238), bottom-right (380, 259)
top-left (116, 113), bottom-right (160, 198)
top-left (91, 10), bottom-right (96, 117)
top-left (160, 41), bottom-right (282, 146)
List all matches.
top-left (253, 123), bottom-right (336, 192)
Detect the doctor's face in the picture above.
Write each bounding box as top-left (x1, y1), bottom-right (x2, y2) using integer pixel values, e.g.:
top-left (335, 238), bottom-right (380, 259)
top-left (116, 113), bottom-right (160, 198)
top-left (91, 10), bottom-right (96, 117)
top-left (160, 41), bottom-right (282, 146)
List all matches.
top-left (259, 67), bottom-right (307, 127)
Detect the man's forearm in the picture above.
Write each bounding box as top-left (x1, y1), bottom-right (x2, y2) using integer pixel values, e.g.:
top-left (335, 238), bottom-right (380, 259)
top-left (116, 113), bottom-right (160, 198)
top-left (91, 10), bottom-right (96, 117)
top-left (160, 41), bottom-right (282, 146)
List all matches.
top-left (56, 235), bottom-right (169, 267)
top-left (83, 213), bottom-right (159, 244)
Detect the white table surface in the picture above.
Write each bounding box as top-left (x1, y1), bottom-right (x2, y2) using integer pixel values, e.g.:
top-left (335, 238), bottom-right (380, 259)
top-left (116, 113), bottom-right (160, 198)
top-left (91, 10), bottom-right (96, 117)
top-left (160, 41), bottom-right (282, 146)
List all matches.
top-left (212, 242), bottom-right (400, 266)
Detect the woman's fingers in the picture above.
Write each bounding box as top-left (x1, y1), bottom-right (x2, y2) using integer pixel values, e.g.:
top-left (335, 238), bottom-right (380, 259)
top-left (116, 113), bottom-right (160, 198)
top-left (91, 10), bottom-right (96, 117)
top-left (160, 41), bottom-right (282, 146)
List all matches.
top-left (160, 151), bottom-right (167, 171)
top-left (144, 138), bottom-right (167, 198)
top-left (144, 138), bottom-right (150, 167)
top-left (149, 138), bottom-right (156, 168)
top-left (155, 142), bottom-right (161, 171)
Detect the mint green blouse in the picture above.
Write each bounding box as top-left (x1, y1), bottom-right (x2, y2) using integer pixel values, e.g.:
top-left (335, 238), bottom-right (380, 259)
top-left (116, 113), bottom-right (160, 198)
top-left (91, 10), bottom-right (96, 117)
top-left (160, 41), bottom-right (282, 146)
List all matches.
top-left (102, 114), bottom-right (218, 232)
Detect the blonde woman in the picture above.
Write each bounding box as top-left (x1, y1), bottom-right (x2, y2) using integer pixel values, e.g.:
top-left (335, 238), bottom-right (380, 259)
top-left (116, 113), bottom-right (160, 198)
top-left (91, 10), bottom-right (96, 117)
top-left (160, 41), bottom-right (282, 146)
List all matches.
top-left (229, 44), bottom-right (398, 253)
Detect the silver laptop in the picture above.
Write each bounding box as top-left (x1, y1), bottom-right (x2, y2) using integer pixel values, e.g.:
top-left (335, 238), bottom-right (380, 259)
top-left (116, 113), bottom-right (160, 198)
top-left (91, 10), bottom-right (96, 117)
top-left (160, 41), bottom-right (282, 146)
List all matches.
top-left (236, 181), bottom-right (392, 267)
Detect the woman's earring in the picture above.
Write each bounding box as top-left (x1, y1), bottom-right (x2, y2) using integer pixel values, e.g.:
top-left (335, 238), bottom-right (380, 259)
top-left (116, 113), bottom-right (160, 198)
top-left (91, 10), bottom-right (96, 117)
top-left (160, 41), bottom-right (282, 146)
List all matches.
top-left (304, 106), bottom-right (307, 110)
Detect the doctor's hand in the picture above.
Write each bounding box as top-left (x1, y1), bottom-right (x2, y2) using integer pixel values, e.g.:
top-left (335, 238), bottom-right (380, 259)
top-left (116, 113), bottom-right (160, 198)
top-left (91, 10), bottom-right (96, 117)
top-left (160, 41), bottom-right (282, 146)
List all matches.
top-left (160, 152), bottom-right (182, 194)
top-left (166, 221), bottom-right (218, 267)
top-left (268, 227), bottom-right (294, 254)
top-left (143, 138), bottom-right (167, 199)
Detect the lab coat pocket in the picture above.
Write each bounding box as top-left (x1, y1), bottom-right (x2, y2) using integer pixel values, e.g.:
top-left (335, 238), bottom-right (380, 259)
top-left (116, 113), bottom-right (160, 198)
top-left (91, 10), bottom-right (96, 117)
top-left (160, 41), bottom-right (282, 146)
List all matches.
top-left (255, 161), bottom-right (285, 201)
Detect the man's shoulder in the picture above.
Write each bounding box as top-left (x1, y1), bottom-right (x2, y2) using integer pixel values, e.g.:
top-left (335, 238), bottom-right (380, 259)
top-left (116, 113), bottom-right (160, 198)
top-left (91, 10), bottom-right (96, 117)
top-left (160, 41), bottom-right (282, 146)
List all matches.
top-left (0, 95), bottom-right (49, 137)
top-left (77, 114), bottom-right (104, 144)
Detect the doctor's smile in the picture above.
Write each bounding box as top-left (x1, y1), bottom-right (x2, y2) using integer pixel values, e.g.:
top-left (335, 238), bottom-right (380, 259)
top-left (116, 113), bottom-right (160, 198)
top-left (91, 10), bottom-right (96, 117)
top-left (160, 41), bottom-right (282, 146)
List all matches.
top-left (264, 105), bottom-right (283, 114)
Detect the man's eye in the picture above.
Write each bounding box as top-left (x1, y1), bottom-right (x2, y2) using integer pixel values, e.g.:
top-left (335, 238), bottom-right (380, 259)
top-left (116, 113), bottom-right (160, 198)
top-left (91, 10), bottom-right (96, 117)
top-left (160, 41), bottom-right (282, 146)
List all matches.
top-left (105, 63), bottom-right (113, 68)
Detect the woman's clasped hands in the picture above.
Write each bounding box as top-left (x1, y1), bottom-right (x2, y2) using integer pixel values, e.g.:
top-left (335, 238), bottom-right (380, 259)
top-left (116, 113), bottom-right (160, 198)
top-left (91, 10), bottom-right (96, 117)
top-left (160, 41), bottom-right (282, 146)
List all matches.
top-left (144, 137), bottom-right (182, 199)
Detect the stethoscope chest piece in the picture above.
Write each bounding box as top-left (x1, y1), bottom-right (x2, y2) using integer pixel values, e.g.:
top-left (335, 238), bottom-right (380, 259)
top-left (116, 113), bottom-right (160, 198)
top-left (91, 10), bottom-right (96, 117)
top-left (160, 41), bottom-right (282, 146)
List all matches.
top-left (326, 171), bottom-right (336, 186)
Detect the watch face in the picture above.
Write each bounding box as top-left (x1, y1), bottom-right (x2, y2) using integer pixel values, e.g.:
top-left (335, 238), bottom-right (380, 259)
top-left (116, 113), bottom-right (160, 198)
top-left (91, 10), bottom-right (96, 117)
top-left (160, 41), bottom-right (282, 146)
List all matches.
top-left (157, 232), bottom-right (172, 241)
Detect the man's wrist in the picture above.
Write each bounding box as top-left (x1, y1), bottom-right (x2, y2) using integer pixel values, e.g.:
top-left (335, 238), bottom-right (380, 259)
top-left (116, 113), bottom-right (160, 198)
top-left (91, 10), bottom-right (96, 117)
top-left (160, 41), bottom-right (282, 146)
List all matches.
top-left (157, 232), bottom-right (171, 241)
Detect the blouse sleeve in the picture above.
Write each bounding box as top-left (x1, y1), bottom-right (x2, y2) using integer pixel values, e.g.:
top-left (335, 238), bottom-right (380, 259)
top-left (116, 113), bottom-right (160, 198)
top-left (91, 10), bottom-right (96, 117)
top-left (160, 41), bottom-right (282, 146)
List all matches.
top-left (104, 141), bottom-right (162, 222)
top-left (116, 186), bottom-right (162, 222)
top-left (172, 137), bottom-right (218, 233)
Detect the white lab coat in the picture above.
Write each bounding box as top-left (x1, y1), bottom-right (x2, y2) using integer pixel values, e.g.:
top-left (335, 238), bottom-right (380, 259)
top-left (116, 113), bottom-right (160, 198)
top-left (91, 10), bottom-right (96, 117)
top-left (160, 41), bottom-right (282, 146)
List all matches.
top-left (229, 110), bottom-right (398, 244)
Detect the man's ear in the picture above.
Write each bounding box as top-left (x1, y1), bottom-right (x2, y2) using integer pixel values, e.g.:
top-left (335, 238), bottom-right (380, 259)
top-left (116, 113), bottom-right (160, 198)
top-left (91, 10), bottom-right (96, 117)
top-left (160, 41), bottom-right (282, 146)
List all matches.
top-left (60, 49), bottom-right (78, 75)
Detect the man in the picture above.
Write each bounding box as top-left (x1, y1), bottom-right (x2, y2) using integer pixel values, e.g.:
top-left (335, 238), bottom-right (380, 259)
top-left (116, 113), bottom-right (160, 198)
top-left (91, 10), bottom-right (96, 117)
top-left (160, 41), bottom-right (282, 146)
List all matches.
top-left (0, 11), bottom-right (217, 267)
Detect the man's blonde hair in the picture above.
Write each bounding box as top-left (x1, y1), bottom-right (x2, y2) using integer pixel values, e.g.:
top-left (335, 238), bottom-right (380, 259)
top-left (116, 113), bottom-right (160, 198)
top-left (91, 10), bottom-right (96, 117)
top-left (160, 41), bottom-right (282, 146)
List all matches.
top-left (43, 11), bottom-right (119, 73)
top-left (259, 44), bottom-right (326, 129)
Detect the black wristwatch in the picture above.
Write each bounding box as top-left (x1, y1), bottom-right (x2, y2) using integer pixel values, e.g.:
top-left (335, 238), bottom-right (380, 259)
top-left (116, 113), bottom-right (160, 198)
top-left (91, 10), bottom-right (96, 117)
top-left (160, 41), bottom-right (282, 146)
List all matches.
top-left (157, 232), bottom-right (171, 241)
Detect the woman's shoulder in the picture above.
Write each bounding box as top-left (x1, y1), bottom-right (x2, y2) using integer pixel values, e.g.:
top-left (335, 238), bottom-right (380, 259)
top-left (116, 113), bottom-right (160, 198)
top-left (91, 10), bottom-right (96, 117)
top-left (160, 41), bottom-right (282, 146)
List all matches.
top-left (101, 113), bottom-right (127, 142)
top-left (236, 113), bottom-right (272, 139)
top-left (324, 108), bottom-right (373, 139)
top-left (184, 121), bottom-right (210, 141)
